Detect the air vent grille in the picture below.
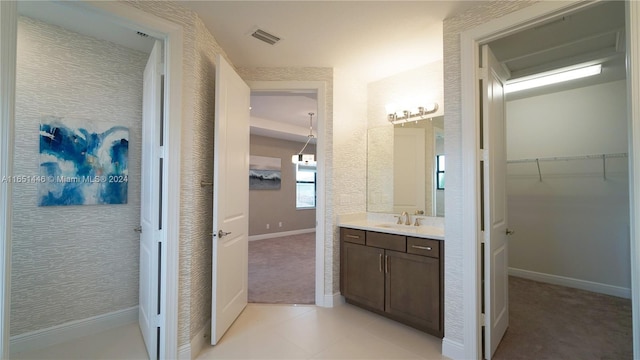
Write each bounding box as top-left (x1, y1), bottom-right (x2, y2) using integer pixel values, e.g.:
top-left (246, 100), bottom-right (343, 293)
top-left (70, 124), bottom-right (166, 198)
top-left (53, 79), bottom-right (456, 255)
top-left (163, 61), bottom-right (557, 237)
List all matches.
top-left (251, 29), bottom-right (281, 45)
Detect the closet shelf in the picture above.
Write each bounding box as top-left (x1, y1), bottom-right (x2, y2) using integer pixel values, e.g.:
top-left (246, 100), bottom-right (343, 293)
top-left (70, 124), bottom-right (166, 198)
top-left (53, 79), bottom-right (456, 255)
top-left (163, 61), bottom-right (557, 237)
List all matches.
top-left (506, 152), bottom-right (628, 181)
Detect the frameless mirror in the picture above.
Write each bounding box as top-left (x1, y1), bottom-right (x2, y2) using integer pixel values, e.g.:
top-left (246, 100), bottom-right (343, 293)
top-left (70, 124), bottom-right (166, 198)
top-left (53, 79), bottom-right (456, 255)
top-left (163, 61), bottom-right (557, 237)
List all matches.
top-left (367, 116), bottom-right (444, 217)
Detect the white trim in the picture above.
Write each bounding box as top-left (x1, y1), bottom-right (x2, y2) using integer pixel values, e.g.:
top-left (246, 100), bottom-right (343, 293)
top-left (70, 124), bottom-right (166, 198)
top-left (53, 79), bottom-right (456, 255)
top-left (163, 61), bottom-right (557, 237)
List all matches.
top-left (509, 268), bottom-right (631, 299)
top-left (324, 293), bottom-right (344, 308)
top-left (247, 81), bottom-right (328, 308)
top-left (177, 319), bottom-right (211, 360)
top-left (248, 228), bottom-right (315, 241)
top-left (9, 306), bottom-right (138, 355)
top-left (36, 2), bottom-right (184, 358)
top-left (459, 1), bottom-right (614, 359)
top-left (441, 338), bottom-right (465, 360)
top-left (0, 2), bottom-right (17, 358)
top-left (627, 1), bottom-right (640, 358)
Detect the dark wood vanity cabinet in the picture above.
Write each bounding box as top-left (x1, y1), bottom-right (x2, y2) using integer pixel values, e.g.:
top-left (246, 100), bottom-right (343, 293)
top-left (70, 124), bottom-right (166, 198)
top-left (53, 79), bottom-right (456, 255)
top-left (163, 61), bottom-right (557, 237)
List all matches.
top-left (340, 227), bottom-right (444, 338)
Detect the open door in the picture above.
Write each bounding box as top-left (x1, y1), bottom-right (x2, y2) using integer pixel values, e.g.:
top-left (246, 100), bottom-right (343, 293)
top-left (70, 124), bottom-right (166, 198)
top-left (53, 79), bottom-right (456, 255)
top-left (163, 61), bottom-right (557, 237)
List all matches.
top-left (211, 54), bottom-right (250, 345)
top-left (139, 40), bottom-right (163, 360)
top-left (481, 44), bottom-right (509, 359)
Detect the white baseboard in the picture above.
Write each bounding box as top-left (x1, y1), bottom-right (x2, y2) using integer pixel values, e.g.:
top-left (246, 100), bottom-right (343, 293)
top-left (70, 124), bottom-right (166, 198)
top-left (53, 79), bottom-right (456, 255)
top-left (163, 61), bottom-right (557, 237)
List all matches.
top-left (10, 306), bottom-right (138, 354)
top-left (441, 337), bottom-right (465, 360)
top-left (509, 267), bottom-right (632, 299)
top-left (249, 228), bottom-right (315, 241)
top-left (320, 293), bottom-right (344, 308)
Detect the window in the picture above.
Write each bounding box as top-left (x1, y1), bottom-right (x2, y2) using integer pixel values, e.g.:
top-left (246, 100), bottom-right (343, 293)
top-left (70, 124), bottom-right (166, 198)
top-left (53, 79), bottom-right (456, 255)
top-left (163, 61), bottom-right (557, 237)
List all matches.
top-left (436, 155), bottom-right (445, 190)
top-left (296, 164), bottom-right (316, 209)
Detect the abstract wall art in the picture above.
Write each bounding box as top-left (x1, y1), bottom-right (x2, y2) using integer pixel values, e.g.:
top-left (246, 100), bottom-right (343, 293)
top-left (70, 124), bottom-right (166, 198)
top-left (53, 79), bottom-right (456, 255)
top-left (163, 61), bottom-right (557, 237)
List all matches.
top-left (38, 116), bottom-right (129, 206)
top-left (249, 155), bottom-right (281, 190)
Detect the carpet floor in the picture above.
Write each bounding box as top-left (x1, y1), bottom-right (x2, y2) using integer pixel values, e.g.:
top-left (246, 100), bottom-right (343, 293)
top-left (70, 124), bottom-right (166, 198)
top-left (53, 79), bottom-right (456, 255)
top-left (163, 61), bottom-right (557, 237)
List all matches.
top-left (493, 276), bottom-right (633, 360)
top-left (248, 232), bottom-right (315, 304)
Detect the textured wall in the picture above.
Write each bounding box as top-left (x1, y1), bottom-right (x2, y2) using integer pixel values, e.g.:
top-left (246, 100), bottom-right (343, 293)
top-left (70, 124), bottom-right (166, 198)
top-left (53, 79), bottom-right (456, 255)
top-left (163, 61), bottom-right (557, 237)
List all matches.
top-left (442, 0), bottom-right (537, 345)
top-left (249, 135), bottom-right (316, 236)
top-left (12, 16), bottom-right (147, 335)
top-left (124, 0), bottom-right (235, 348)
top-left (332, 68), bottom-right (368, 294)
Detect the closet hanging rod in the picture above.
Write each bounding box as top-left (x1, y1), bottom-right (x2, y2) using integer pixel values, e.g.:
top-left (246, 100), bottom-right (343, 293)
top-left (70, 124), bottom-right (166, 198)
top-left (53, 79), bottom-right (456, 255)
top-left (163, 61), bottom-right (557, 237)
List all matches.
top-left (507, 152), bottom-right (628, 164)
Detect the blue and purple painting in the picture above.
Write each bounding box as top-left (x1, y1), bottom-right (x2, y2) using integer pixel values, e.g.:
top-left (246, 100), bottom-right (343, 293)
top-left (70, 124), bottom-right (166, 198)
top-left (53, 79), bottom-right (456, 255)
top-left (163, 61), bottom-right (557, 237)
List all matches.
top-left (38, 117), bottom-right (129, 206)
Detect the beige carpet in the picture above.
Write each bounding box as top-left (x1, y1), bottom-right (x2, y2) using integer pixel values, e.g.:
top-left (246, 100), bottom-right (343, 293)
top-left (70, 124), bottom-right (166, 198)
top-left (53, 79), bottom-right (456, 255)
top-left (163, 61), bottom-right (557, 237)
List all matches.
top-left (248, 232), bottom-right (315, 304)
top-left (493, 276), bottom-right (632, 360)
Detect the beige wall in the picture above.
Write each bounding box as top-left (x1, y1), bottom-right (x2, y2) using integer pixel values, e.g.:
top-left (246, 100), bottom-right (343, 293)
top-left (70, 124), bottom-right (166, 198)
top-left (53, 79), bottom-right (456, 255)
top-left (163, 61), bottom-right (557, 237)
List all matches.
top-left (250, 135), bottom-right (316, 236)
top-left (12, 16), bottom-right (147, 336)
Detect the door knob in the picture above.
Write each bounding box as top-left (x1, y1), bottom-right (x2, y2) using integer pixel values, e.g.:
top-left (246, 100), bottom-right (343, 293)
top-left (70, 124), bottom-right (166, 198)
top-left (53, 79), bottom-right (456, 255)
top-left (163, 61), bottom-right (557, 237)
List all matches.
top-left (134, 226), bottom-right (142, 233)
top-left (506, 228), bottom-right (514, 235)
top-left (215, 230), bottom-right (232, 238)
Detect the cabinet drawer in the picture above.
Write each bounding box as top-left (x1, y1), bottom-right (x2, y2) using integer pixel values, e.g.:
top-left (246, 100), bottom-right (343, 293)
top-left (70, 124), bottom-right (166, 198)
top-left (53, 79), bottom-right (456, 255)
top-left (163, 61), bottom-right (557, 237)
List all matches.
top-left (366, 231), bottom-right (406, 252)
top-left (341, 228), bottom-right (366, 245)
top-left (407, 237), bottom-right (440, 259)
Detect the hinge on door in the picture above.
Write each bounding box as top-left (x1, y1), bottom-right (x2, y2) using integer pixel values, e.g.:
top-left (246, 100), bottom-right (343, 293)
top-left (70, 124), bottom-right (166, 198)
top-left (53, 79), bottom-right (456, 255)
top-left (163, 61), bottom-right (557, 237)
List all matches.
top-left (155, 314), bottom-right (164, 328)
top-left (476, 66), bottom-right (488, 80)
top-left (480, 149), bottom-right (489, 161)
top-left (481, 312), bottom-right (486, 325)
top-left (158, 146), bottom-right (166, 159)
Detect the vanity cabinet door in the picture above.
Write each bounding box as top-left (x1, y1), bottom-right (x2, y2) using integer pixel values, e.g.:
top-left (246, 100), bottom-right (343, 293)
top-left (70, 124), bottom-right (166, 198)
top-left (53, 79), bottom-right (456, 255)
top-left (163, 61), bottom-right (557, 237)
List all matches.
top-left (385, 250), bottom-right (440, 333)
top-left (342, 242), bottom-right (385, 311)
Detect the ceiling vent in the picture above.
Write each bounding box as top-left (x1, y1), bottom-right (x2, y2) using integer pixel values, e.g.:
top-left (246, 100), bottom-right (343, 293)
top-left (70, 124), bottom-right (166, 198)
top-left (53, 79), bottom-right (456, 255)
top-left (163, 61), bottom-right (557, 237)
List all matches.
top-left (251, 29), bottom-right (281, 45)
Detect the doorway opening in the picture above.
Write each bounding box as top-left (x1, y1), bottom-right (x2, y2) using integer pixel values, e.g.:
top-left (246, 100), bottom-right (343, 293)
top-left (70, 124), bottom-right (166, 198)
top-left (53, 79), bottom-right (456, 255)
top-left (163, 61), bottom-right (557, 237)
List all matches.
top-left (248, 90), bottom-right (318, 305)
top-left (485, 2), bottom-right (632, 358)
top-left (248, 81), bottom-right (327, 308)
top-left (3, 1), bottom-right (183, 358)
top-left (460, 1), bottom-right (638, 359)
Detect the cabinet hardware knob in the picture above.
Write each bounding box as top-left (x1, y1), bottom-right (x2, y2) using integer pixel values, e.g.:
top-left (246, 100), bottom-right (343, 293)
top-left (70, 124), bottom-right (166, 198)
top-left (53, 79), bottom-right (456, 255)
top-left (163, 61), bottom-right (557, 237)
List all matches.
top-left (385, 255), bottom-right (389, 273)
top-left (379, 254), bottom-right (383, 272)
top-left (346, 235), bottom-right (360, 239)
top-left (506, 228), bottom-right (515, 235)
top-left (412, 245), bottom-right (432, 251)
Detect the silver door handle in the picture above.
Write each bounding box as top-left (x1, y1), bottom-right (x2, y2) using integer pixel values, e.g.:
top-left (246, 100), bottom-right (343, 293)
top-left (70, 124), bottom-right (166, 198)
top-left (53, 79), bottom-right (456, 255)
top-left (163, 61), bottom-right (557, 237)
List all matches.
top-left (214, 230), bottom-right (232, 238)
top-left (506, 228), bottom-right (514, 235)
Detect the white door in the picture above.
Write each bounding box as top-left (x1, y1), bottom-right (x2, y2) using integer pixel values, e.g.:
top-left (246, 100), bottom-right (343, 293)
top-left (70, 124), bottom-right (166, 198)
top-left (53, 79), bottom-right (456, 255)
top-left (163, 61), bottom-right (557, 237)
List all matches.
top-left (393, 128), bottom-right (426, 214)
top-left (211, 54), bottom-right (250, 345)
top-left (139, 40), bottom-right (163, 359)
top-left (481, 44), bottom-right (509, 359)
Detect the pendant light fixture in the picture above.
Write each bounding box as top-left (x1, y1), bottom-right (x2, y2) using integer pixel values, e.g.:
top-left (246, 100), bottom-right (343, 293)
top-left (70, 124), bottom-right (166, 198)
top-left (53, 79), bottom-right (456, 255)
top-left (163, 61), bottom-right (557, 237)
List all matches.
top-left (291, 112), bottom-right (316, 166)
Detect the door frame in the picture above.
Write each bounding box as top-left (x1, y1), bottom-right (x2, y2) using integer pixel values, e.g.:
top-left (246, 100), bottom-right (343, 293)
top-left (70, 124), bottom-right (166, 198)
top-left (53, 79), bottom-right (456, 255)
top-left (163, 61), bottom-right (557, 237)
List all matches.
top-left (247, 80), bottom-right (327, 307)
top-left (460, 0), bottom-right (640, 359)
top-left (460, 1), bottom-right (640, 358)
top-left (0, 2), bottom-right (183, 358)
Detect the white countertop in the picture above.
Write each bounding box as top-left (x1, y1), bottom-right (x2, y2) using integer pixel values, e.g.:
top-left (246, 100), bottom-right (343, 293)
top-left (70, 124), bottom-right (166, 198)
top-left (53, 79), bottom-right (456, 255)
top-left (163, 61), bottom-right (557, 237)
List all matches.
top-left (338, 213), bottom-right (444, 240)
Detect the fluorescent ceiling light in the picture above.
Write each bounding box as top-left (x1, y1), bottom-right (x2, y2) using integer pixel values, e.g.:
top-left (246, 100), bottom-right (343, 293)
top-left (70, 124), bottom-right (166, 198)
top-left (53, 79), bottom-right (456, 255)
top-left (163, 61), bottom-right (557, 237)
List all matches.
top-left (505, 64), bottom-right (602, 93)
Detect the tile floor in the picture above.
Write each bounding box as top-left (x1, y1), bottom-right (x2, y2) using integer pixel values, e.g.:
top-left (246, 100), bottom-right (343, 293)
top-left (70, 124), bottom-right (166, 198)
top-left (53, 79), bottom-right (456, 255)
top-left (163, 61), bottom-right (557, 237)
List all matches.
top-left (11, 303), bottom-right (445, 360)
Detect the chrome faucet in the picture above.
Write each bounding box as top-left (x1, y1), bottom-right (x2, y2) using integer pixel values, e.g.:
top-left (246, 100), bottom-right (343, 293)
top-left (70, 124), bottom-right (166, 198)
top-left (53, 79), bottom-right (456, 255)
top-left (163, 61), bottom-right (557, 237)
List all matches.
top-left (397, 211), bottom-right (411, 225)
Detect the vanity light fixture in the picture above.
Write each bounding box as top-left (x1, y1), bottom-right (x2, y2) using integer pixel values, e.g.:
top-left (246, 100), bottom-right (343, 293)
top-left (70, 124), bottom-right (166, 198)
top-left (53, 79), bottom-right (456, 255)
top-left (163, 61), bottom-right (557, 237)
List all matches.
top-left (291, 112), bottom-right (317, 166)
top-left (387, 103), bottom-right (439, 125)
top-left (505, 63), bottom-right (602, 93)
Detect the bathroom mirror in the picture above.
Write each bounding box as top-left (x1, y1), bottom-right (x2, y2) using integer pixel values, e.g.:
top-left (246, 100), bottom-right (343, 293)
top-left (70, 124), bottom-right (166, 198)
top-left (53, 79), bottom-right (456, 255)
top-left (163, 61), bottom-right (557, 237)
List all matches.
top-left (367, 116), bottom-right (444, 217)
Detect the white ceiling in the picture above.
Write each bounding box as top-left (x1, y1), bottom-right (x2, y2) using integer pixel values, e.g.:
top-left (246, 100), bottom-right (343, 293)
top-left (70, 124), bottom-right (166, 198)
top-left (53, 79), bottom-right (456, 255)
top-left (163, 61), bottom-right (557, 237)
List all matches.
top-left (179, 1), bottom-right (489, 142)
top-left (180, 1), bottom-right (487, 83)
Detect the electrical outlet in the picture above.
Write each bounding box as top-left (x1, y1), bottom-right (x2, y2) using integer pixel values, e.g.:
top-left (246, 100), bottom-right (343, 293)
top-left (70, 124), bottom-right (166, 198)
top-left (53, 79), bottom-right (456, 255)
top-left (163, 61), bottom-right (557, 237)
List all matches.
top-left (266, 224), bottom-right (270, 229)
top-left (278, 222), bottom-right (283, 227)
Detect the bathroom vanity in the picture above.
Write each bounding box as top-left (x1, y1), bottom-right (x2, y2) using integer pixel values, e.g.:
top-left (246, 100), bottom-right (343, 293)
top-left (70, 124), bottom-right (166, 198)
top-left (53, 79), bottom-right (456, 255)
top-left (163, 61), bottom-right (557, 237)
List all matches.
top-left (339, 217), bottom-right (444, 338)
